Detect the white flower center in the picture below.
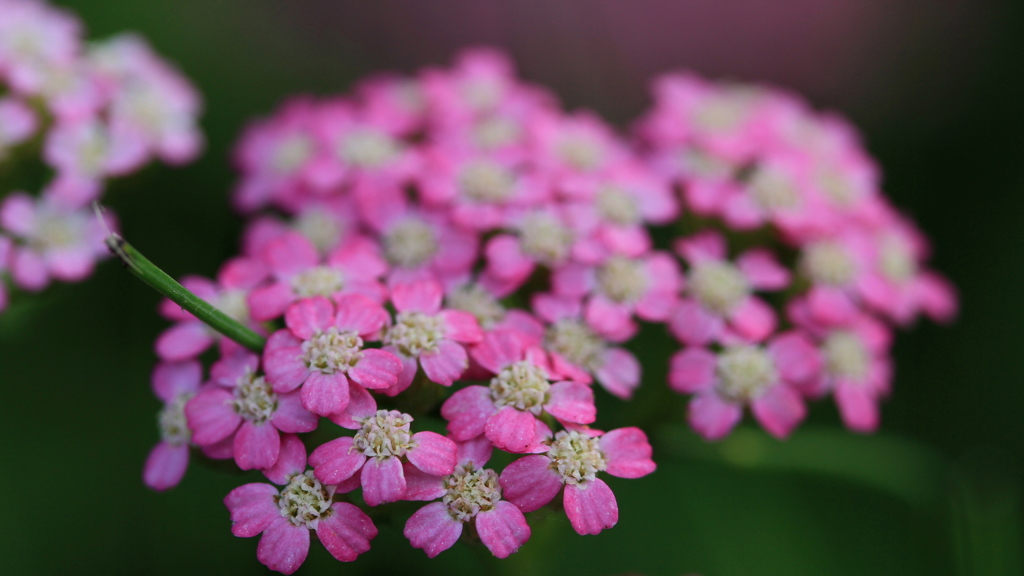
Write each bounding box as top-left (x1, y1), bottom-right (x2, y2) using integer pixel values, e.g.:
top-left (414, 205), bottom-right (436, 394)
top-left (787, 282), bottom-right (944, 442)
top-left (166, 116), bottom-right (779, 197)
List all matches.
top-left (823, 331), bottom-right (870, 380)
top-left (598, 256), bottom-right (649, 303)
top-left (693, 94), bottom-right (750, 133)
top-left (716, 346), bottom-right (777, 402)
top-left (546, 430), bottom-right (607, 485)
top-left (815, 166), bottom-right (859, 207)
top-left (446, 284), bottom-right (506, 329)
top-left (302, 328), bottom-right (364, 374)
top-left (157, 393), bottom-right (193, 446)
top-left (545, 319), bottom-right (605, 372)
top-left (31, 210), bottom-right (86, 252)
top-left (489, 360), bottom-right (550, 415)
top-left (384, 311), bottom-right (444, 357)
top-left (678, 148), bottom-right (733, 179)
top-left (293, 210), bottom-right (344, 254)
top-left (748, 165), bottom-right (800, 211)
top-left (216, 289), bottom-right (250, 323)
top-left (273, 135), bottom-right (313, 175)
top-left (232, 372), bottom-right (278, 425)
top-left (596, 186), bottom-right (641, 226)
top-left (474, 117), bottom-right (521, 149)
top-left (520, 213), bottom-right (573, 266)
top-left (879, 238), bottom-right (917, 284)
top-left (352, 410), bottom-right (416, 459)
top-left (558, 135), bottom-right (604, 172)
top-left (689, 260), bottom-right (749, 315)
top-left (458, 159), bottom-right (516, 203)
top-left (462, 78), bottom-right (503, 111)
top-left (277, 471), bottom-right (336, 529)
top-left (384, 218), bottom-right (439, 268)
top-left (338, 129), bottom-right (400, 168)
top-left (802, 241), bottom-right (856, 286)
top-left (291, 265), bottom-right (345, 299)
top-left (443, 464), bottom-right (502, 522)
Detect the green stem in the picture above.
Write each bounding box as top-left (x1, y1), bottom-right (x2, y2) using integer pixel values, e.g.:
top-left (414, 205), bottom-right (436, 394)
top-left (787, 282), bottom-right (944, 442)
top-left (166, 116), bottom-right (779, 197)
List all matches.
top-left (105, 233), bottom-right (266, 353)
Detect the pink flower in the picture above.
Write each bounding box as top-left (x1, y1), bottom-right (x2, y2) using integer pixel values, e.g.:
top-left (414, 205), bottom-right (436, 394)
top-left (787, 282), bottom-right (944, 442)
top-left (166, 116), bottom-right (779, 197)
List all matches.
top-left (499, 427), bottom-right (655, 535)
top-left (441, 330), bottom-right (596, 453)
top-left (0, 96), bottom-right (37, 154)
top-left (669, 231), bottom-right (789, 345)
top-left (241, 198), bottom-right (357, 258)
top-left (247, 230), bottom-right (386, 322)
top-left (155, 256), bottom-right (267, 361)
top-left (529, 110), bottom-right (629, 196)
top-left (0, 191), bottom-right (113, 291)
top-left (795, 232), bottom-right (874, 326)
top-left (144, 361), bottom-right (201, 491)
top-left (262, 295), bottom-right (402, 416)
top-left (354, 73), bottom-right (426, 136)
top-left (481, 206), bottom-right (577, 296)
top-left (225, 434), bottom-right (377, 574)
top-left (532, 293), bottom-right (641, 399)
top-left (444, 280), bottom-right (545, 340)
top-left (309, 408), bottom-right (458, 507)
top-left (421, 47), bottom-right (524, 123)
top-left (668, 331), bottom-right (822, 440)
top-left (403, 436), bottom-right (531, 558)
top-left (185, 350), bottom-right (318, 471)
top-left (0, 0), bottom-right (81, 95)
top-left (380, 278), bottom-right (482, 395)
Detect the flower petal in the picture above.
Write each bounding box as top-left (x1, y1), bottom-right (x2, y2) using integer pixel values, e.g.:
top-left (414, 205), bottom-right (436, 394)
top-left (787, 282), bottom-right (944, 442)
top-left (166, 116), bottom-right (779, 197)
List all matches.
top-left (499, 455), bottom-right (562, 512)
top-left (407, 431), bottom-right (457, 476)
top-left (564, 479), bottom-right (618, 535)
top-left (360, 456), bottom-right (407, 506)
top-left (404, 501), bottom-right (463, 558)
top-left (256, 517), bottom-right (310, 575)
top-left (317, 502), bottom-right (377, 562)
top-left (476, 501), bottom-right (531, 558)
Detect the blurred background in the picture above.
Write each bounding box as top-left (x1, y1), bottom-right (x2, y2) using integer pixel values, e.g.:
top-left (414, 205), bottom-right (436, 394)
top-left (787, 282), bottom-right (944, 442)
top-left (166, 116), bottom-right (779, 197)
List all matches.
top-left (0, 1), bottom-right (1021, 574)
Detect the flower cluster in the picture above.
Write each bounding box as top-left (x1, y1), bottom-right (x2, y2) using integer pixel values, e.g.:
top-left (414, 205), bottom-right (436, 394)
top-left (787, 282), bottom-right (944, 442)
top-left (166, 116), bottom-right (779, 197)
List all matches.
top-left (0, 0), bottom-right (202, 310)
top-left (141, 48), bottom-right (953, 573)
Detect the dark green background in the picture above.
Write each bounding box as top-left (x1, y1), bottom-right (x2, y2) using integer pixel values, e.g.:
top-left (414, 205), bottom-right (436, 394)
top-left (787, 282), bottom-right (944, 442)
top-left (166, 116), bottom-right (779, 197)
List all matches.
top-left (0, 1), bottom-right (1020, 574)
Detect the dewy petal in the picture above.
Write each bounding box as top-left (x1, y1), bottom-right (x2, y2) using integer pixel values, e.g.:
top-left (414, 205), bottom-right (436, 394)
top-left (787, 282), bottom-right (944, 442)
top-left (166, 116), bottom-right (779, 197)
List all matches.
top-left (263, 434), bottom-right (307, 485)
top-left (225, 482), bottom-right (280, 538)
top-left (257, 518), bottom-right (310, 575)
top-left (545, 381), bottom-right (597, 424)
top-left (361, 456), bottom-right (407, 506)
top-left (688, 392), bottom-right (742, 441)
top-left (310, 437), bottom-right (366, 485)
top-left (391, 278), bottom-right (443, 314)
top-left (438, 310), bottom-right (483, 343)
top-left (211, 351), bottom-right (259, 388)
top-left (441, 385), bottom-right (494, 441)
top-left (152, 360), bottom-right (202, 402)
top-left (485, 407), bottom-right (539, 453)
top-left (300, 371), bottom-right (350, 416)
top-left (186, 388), bottom-right (242, 445)
top-left (284, 296), bottom-right (334, 340)
top-left (594, 348), bottom-right (640, 400)
top-left (456, 435), bottom-right (494, 468)
top-left (751, 385), bottom-right (806, 439)
top-left (564, 479), bottom-right (618, 536)
top-left (668, 348), bottom-right (717, 394)
top-left (471, 329), bottom-right (523, 374)
top-left (233, 420), bottom-right (282, 471)
top-left (407, 431), bottom-right (457, 476)
top-left (155, 322), bottom-right (214, 361)
top-left (599, 427), bottom-right (656, 479)
top-left (404, 502), bottom-right (463, 558)
top-left (317, 502), bottom-right (378, 562)
top-left (143, 442), bottom-right (189, 492)
top-left (349, 349), bottom-right (402, 390)
top-left (248, 282), bottom-right (294, 322)
top-left (420, 340), bottom-right (468, 386)
top-left (264, 344), bottom-right (309, 393)
top-left (476, 501), bottom-right (531, 559)
top-left (334, 293), bottom-right (389, 335)
top-left (271, 392), bottom-right (319, 433)
top-left (329, 381), bottom-right (379, 429)
top-left (499, 455), bottom-right (563, 513)
top-left (264, 231), bottom-right (318, 278)
top-left (402, 461), bottom-right (448, 501)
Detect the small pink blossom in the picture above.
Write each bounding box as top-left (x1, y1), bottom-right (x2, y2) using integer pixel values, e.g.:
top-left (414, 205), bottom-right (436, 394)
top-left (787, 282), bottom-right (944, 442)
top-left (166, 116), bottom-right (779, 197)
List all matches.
top-left (262, 295), bottom-right (402, 416)
top-left (481, 206), bottom-right (577, 296)
top-left (0, 96), bottom-right (37, 155)
top-left (144, 361), bottom-right (202, 491)
top-left (309, 408), bottom-right (458, 507)
top-left (499, 427), bottom-right (655, 535)
top-left (225, 434), bottom-right (377, 574)
top-left (403, 436), bottom-right (531, 558)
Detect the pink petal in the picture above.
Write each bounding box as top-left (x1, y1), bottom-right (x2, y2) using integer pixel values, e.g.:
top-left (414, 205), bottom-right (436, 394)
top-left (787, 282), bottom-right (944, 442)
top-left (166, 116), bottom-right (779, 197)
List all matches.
top-left (271, 392), bottom-right (319, 433)
top-left (668, 348), bottom-right (718, 394)
top-left (420, 340), bottom-right (468, 386)
top-left (729, 297), bottom-right (777, 342)
top-left (768, 331), bottom-right (822, 384)
top-left (257, 518), bottom-right (310, 575)
top-left (391, 279), bottom-right (443, 314)
top-left (0, 194), bottom-right (36, 236)
top-left (593, 348), bottom-right (640, 400)
top-left (599, 427), bottom-right (656, 479)
top-left (349, 349), bottom-right (402, 390)
top-left (484, 234), bottom-right (534, 281)
top-left (439, 310), bottom-right (483, 343)
top-left (408, 431), bottom-right (457, 476)
top-left (402, 461), bottom-right (447, 501)
top-left (225, 482), bottom-right (280, 537)
top-left (46, 247), bottom-right (94, 281)
top-left (264, 231), bottom-right (318, 277)
top-left (334, 293), bottom-right (389, 335)
top-left (585, 296), bottom-right (637, 342)
top-left (456, 435), bottom-right (494, 468)
top-left (751, 385), bottom-right (806, 439)
top-left (143, 442), bottom-right (189, 491)
top-left (485, 407), bottom-right (539, 453)
top-left (185, 388), bottom-right (241, 445)
top-left (564, 479), bottom-right (618, 535)
top-left (317, 503), bottom-right (378, 562)
top-left (918, 272), bottom-right (958, 323)
top-left (807, 285), bottom-right (857, 326)
top-left (360, 455), bottom-right (407, 506)
top-left (233, 420), bottom-right (281, 471)
top-left (471, 329), bottom-right (524, 374)
top-left (404, 502), bottom-right (463, 558)
top-left (155, 322), bottom-right (214, 361)
top-left (737, 248), bottom-right (790, 290)
top-left (248, 282), bottom-right (293, 322)
top-left (688, 392), bottom-right (742, 440)
top-left (310, 437), bottom-right (366, 485)
top-left (300, 371), bottom-right (350, 416)
top-left (379, 350), bottom-right (417, 397)
top-left (329, 381), bottom-right (378, 429)
top-left (669, 300), bottom-right (724, 346)
top-left (476, 501), bottom-right (531, 558)
top-left (441, 385), bottom-right (494, 441)
top-left (285, 296), bottom-right (334, 340)
top-left (546, 381), bottom-right (597, 424)
top-left (152, 360), bottom-right (202, 402)
top-left (835, 381), bottom-right (880, 433)
top-left (531, 293), bottom-right (582, 323)
top-left (210, 350), bottom-right (259, 387)
top-left (263, 433), bottom-right (307, 484)
top-left (550, 263), bottom-right (595, 298)
top-left (219, 257), bottom-right (267, 290)
top-left (264, 345), bottom-right (309, 393)
top-left (11, 248), bottom-right (48, 291)
top-left (675, 230), bottom-right (727, 263)
top-left (498, 455), bottom-right (563, 512)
